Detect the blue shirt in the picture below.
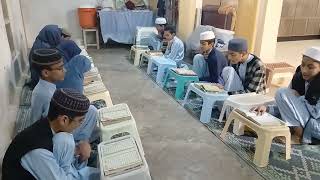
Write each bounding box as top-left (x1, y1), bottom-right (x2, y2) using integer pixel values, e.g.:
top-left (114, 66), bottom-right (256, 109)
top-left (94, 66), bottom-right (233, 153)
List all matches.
top-left (30, 79), bottom-right (56, 124)
top-left (164, 36), bottom-right (184, 63)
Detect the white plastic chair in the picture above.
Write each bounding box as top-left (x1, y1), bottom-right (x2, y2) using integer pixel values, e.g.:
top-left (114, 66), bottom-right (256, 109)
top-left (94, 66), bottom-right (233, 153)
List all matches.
top-left (220, 109), bottom-right (291, 167)
top-left (146, 56), bottom-right (177, 87)
top-left (183, 83), bottom-right (229, 123)
top-left (98, 104), bottom-right (145, 156)
top-left (129, 45), bottom-right (150, 66)
top-left (218, 93), bottom-right (275, 135)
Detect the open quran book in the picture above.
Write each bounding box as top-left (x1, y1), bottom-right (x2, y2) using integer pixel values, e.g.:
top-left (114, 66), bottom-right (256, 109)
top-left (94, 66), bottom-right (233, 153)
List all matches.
top-left (146, 51), bottom-right (163, 56)
top-left (99, 136), bottom-right (143, 177)
top-left (133, 45), bottom-right (149, 50)
top-left (171, 68), bottom-right (197, 76)
top-left (195, 83), bottom-right (224, 93)
top-left (83, 81), bottom-right (107, 96)
top-left (98, 104), bottom-right (132, 126)
top-left (235, 109), bottom-right (286, 127)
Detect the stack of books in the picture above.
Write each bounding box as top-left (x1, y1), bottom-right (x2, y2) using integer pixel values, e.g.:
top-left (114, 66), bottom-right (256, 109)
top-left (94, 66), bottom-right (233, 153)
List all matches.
top-left (98, 104), bottom-right (132, 126)
top-left (99, 136), bottom-right (143, 177)
top-left (83, 81), bottom-right (107, 96)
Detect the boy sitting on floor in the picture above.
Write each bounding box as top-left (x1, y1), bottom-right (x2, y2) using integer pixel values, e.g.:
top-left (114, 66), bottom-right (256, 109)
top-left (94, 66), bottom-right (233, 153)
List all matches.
top-left (192, 31), bottom-right (228, 84)
top-left (222, 38), bottom-right (267, 95)
top-left (252, 47), bottom-right (320, 144)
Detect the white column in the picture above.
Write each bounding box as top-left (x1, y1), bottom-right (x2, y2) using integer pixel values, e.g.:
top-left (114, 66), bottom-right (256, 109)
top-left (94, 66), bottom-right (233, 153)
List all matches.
top-left (177, 0), bottom-right (197, 41)
top-left (254, 0), bottom-right (283, 61)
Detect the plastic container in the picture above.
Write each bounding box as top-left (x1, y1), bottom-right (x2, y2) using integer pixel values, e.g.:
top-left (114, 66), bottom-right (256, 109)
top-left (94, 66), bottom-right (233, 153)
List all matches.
top-left (78, 6), bottom-right (97, 28)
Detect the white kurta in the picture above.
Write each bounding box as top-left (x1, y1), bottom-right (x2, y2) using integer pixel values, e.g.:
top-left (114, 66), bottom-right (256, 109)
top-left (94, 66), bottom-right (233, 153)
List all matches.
top-left (273, 87), bottom-right (320, 143)
top-left (21, 132), bottom-right (100, 180)
top-left (31, 79), bottom-right (98, 142)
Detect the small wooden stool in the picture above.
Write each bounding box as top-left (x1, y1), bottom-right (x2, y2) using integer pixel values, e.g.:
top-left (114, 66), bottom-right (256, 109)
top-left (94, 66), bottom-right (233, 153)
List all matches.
top-left (265, 62), bottom-right (296, 88)
top-left (129, 45), bottom-right (150, 66)
top-left (82, 28), bottom-right (100, 50)
top-left (220, 109), bottom-right (291, 167)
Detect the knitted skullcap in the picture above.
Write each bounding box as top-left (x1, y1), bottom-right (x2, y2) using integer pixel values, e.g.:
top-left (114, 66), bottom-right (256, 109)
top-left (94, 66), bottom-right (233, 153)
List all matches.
top-left (51, 88), bottom-right (90, 113)
top-left (228, 38), bottom-right (248, 52)
top-left (32, 49), bottom-right (62, 66)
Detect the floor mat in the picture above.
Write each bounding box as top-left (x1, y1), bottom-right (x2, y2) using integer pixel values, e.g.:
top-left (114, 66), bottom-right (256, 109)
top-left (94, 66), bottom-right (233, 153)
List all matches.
top-left (139, 65), bottom-right (320, 180)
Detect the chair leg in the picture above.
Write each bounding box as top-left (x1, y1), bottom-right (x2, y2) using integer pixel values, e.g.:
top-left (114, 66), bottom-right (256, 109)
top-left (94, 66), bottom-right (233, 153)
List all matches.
top-left (175, 79), bottom-right (186, 100)
top-left (163, 70), bottom-right (171, 89)
top-left (253, 134), bottom-right (273, 167)
top-left (233, 120), bottom-right (245, 136)
top-left (134, 52), bottom-right (140, 66)
top-left (182, 86), bottom-right (192, 106)
top-left (284, 131), bottom-right (291, 160)
top-left (96, 29), bottom-right (100, 50)
top-left (83, 30), bottom-right (87, 50)
top-left (147, 61), bottom-right (153, 75)
top-left (129, 48), bottom-right (133, 61)
top-left (157, 66), bottom-right (166, 86)
top-left (220, 112), bottom-right (235, 139)
top-left (199, 98), bottom-right (215, 123)
top-left (218, 103), bottom-right (227, 122)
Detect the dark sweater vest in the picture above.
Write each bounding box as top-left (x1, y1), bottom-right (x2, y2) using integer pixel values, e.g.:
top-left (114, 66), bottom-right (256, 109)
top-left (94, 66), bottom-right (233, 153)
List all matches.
top-left (2, 118), bottom-right (53, 180)
top-left (292, 66), bottom-right (320, 105)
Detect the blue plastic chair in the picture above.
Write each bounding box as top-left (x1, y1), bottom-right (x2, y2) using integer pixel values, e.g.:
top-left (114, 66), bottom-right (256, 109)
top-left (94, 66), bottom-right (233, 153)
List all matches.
top-left (163, 69), bottom-right (199, 100)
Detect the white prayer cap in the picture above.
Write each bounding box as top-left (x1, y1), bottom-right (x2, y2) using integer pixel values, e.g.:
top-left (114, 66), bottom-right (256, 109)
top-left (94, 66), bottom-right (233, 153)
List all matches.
top-left (200, 31), bottom-right (215, 41)
top-left (155, 17), bottom-right (167, 25)
top-left (303, 47), bottom-right (320, 62)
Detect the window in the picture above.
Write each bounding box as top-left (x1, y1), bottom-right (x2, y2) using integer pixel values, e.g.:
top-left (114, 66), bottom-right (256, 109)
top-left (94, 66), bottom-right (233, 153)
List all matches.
top-left (1, 0), bottom-right (16, 57)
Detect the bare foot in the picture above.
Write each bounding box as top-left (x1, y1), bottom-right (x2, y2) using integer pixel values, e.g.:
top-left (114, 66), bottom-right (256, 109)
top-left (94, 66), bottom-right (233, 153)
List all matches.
top-left (291, 135), bottom-right (302, 145)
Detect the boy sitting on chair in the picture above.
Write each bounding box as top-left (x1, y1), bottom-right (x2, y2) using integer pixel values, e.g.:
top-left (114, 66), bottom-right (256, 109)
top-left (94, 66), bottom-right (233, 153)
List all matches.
top-left (222, 38), bottom-right (267, 95)
top-left (30, 49), bottom-right (98, 146)
top-left (252, 47), bottom-right (320, 144)
top-left (148, 17), bottom-right (167, 51)
top-left (163, 26), bottom-right (185, 68)
top-left (2, 89), bottom-right (99, 179)
top-left (192, 31), bottom-right (228, 84)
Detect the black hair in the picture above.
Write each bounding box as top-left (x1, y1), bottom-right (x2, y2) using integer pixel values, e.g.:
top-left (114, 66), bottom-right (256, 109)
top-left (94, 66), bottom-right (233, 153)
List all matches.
top-left (164, 25), bottom-right (176, 34)
top-left (201, 39), bottom-right (215, 45)
top-left (47, 101), bottom-right (87, 121)
top-left (32, 63), bottom-right (52, 78)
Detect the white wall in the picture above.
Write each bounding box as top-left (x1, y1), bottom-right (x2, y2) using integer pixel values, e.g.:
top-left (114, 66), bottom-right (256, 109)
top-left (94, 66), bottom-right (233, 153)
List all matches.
top-left (21, 0), bottom-right (98, 48)
top-left (0, 2), bottom-right (12, 169)
top-left (0, 0), bottom-right (28, 172)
